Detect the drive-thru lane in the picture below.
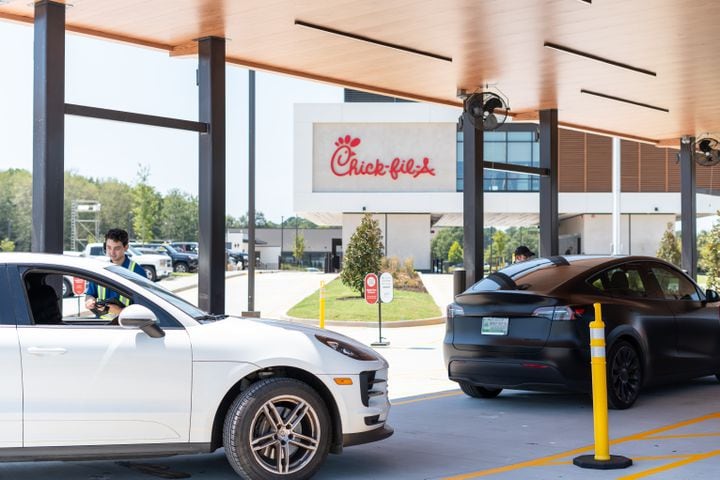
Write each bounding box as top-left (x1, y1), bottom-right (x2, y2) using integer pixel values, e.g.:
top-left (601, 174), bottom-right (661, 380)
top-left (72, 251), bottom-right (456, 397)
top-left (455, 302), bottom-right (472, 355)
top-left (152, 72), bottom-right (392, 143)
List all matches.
top-left (10, 272), bottom-right (720, 479)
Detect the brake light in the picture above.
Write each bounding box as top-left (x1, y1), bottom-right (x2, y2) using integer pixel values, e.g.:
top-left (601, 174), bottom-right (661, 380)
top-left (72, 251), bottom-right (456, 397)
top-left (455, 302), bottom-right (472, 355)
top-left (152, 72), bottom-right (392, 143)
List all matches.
top-left (447, 304), bottom-right (464, 320)
top-left (532, 306), bottom-right (576, 321)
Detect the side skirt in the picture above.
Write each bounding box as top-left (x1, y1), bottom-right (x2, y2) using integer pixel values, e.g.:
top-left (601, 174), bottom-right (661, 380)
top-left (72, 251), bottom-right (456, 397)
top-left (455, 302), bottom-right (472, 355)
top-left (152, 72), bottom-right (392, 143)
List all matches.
top-left (0, 443), bottom-right (213, 462)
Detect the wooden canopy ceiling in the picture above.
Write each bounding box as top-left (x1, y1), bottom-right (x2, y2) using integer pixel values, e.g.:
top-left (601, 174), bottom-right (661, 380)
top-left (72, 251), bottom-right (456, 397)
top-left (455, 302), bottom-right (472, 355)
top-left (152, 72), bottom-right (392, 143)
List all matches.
top-left (2, 0), bottom-right (718, 145)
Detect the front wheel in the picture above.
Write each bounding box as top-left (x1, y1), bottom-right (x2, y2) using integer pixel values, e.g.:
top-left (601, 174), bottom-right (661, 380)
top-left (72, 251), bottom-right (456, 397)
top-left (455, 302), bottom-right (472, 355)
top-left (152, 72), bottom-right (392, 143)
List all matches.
top-left (62, 278), bottom-right (73, 298)
top-left (459, 381), bottom-right (502, 398)
top-left (174, 262), bottom-right (189, 273)
top-left (143, 266), bottom-right (157, 282)
top-left (223, 377), bottom-right (331, 480)
top-left (607, 340), bottom-right (642, 409)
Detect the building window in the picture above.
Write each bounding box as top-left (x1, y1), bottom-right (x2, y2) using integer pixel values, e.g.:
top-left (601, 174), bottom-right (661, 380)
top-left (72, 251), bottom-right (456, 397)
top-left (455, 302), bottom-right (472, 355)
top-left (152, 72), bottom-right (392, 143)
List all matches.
top-left (456, 125), bottom-right (540, 192)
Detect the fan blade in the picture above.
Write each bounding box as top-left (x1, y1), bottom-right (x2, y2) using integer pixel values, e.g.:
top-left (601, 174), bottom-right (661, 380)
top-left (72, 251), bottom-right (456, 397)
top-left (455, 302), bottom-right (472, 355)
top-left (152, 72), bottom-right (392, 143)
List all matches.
top-left (483, 113), bottom-right (499, 130)
top-left (483, 96), bottom-right (503, 113)
top-left (698, 139), bottom-right (713, 153)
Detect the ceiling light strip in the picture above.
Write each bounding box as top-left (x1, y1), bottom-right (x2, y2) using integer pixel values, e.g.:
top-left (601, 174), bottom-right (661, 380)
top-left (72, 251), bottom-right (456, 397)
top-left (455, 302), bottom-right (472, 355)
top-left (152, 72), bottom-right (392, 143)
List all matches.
top-left (580, 89), bottom-right (669, 113)
top-left (544, 42), bottom-right (656, 77)
top-left (295, 20), bottom-right (452, 63)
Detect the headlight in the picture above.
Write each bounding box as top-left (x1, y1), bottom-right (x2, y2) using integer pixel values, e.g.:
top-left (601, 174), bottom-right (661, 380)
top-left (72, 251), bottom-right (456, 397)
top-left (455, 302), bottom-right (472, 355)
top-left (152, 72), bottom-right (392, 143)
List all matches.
top-left (315, 334), bottom-right (378, 361)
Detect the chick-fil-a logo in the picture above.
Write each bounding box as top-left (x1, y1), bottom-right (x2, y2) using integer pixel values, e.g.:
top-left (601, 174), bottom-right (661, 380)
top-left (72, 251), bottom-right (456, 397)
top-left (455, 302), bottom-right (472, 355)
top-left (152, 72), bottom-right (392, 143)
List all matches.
top-left (330, 135), bottom-right (436, 180)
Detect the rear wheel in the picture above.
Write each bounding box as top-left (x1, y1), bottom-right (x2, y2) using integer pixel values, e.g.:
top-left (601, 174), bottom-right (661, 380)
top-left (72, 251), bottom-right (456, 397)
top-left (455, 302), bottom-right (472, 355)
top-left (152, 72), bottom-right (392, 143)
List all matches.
top-left (459, 381), bottom-right (502, 398)
top-left (223, 377), bottom-right (331, 480)
top-left (607, 340), bottom-right (642, 409)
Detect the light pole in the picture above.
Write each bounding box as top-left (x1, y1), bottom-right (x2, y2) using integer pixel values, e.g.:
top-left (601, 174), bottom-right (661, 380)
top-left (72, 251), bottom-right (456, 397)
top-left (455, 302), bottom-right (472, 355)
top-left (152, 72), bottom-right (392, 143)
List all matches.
top-left (279, 215), bottom-right (284, 268)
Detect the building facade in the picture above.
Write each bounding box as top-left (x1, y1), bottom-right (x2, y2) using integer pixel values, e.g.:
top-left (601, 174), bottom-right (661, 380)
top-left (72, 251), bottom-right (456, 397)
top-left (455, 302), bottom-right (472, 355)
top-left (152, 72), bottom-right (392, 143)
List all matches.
top-left (293, 99), bottom-right (720, 270)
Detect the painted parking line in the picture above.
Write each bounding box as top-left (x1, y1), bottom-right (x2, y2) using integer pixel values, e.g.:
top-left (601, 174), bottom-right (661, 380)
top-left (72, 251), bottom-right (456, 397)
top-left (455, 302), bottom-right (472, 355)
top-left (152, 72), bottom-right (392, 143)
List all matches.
top-left (391, 390), bottom-right (462, 406)
top-left (442, 412), bottom-right (720, 479)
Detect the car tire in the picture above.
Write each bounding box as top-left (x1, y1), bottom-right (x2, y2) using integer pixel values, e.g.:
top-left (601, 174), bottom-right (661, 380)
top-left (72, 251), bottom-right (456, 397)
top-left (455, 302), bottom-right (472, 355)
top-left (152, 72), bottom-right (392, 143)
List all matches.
top-left (174, 262), bottom-right (189, 273)
top-left (62, 278), bottom-right (73, 298)
top-left (143, 266), bottom-right (157, 282)
top-left (607, 340), bottom-right (642, 410)
top-left (459, 381), bottom-right (502, 398)
top-left (223, 377), bottom-right (331, 480)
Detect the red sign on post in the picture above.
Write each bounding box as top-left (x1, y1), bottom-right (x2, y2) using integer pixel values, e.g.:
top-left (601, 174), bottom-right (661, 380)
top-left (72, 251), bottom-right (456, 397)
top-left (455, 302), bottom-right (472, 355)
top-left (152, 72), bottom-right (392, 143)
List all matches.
top-left (72, 277), bottom-right (86, 296)
top-left (364, 273), bottom-right (378, 305)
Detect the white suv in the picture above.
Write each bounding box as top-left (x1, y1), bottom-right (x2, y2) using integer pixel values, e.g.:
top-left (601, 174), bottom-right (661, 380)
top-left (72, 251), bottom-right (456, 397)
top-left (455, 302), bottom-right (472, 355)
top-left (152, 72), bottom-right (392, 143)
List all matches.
top-left (0, 253), bottom-right (392, 479)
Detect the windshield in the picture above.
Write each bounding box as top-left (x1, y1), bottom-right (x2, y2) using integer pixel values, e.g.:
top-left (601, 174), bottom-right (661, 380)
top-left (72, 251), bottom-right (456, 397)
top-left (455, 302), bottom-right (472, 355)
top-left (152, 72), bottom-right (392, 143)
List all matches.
top-left (106, 264), bottom-right (207, 319)
top-left (467, 257), bottom-right (587, 293)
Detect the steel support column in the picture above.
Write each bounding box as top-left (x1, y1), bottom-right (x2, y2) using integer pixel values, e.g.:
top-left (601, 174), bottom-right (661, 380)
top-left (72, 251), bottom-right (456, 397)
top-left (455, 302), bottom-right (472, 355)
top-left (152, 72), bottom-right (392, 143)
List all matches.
top-left (198, 37), bottom-right (226, 313)
top-left (32, 1), bottom-right (65, 253)
top-left (680, 137), bottom-right (697, 279)
top-left (539, 109), bottom-right (559, 257)
top-left (462, 112), bottom-right (484, 286)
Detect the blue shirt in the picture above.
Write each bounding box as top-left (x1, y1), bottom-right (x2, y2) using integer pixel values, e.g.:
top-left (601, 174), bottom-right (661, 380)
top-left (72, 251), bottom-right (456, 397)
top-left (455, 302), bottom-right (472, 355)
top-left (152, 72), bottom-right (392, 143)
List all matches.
top-left (85, 255), bottom-right (146, 301)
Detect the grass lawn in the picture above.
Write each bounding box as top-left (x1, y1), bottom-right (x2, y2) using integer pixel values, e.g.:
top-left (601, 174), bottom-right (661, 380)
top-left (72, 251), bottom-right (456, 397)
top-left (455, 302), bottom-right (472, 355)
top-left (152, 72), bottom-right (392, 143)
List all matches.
top-left (288, 278), bottom-right (441, 322)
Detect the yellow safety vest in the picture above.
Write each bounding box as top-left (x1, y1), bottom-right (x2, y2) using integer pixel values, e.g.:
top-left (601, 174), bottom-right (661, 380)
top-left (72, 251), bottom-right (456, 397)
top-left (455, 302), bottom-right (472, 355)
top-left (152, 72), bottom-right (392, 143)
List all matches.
top-left (97, 261), bottom-right (134, 319)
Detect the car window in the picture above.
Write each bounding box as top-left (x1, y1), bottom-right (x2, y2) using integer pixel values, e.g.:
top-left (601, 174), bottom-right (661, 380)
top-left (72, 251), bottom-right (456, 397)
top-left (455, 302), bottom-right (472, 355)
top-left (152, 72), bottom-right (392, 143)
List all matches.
top-left (589, 265), bottom-right (648, 298)
top-left (21, 268), bottom-right (182, 328)
top-left (22, 270), bottom-right (134, 326)
top-left (649, 265), bottom-right (701, 301)
top-left (107, 264), bottom-right (207, 319)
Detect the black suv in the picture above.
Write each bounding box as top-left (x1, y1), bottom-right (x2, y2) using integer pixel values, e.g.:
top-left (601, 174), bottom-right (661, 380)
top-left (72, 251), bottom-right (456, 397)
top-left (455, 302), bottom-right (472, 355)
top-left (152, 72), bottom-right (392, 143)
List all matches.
top-left (154, 244), bottom-right (199, 273)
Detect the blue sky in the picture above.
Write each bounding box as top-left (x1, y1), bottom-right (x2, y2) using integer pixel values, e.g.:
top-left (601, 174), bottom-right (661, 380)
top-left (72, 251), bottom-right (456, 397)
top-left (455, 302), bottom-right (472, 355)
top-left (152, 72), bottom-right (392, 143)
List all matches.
top-left (0, 20), bottom-right (342, 223)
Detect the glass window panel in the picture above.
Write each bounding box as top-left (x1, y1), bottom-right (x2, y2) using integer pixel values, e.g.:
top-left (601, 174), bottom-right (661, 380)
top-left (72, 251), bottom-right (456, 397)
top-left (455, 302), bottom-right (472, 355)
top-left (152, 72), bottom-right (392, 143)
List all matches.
top-left (508, 143), bottom-right (532, 165)
top-left (485, 132), bottom-right (506, 142)
top-left (484, 142), bottom-right (506, 163)
top-left (508, 131), bottom-right (532, 141)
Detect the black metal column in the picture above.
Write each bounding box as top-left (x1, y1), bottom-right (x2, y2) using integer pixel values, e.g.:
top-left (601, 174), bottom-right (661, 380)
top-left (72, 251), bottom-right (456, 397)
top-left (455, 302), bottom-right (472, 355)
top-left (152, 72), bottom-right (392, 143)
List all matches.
top-left (32, 1), bottom-right (65, 254)
top-left (198, 37), bottom-right (226, 314)
top-left (539, 109), bottom-right (559, 257)
top-left (680, 137), bottom-right (697, 279)
top-left (462, 112), bottom-right (484, 286)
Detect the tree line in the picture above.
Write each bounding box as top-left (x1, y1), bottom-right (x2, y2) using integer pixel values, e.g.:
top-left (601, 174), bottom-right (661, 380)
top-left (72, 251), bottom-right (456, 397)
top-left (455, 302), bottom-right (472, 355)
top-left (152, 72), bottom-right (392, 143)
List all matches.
top-left (0, 167), bottom-right (317, 252)
top-left (431, 226), bottom-right (540, 269)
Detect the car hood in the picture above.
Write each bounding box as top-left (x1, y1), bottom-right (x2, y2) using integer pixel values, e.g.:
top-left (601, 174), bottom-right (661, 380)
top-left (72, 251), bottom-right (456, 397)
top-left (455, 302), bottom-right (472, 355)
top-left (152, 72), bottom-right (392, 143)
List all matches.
top-left (187, 316), bottom-right (388, 374)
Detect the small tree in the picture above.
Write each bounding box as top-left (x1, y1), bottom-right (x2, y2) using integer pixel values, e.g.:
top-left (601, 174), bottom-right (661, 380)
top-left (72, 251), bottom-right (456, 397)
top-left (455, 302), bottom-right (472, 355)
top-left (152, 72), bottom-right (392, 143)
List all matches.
top-left (656, 223), bottom-right (681, 266)
top-left (132, 165), bottom-right (162, 243)
top-left (293, 233), bottom-right (305, 265)
top-left (448, 240), bottom-right (463, 264)
top-left (704, 215), bottom-right (720, 289)
top-left (492, 229), bottom-right (509, 267)
top-left (341, 213), bottom-right (384, 295)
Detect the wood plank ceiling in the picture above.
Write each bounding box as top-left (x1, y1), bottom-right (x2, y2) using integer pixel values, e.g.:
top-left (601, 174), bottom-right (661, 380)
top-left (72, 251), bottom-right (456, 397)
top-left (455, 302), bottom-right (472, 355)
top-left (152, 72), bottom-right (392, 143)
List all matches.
top-left (2, 0), bottom-right (719, 144)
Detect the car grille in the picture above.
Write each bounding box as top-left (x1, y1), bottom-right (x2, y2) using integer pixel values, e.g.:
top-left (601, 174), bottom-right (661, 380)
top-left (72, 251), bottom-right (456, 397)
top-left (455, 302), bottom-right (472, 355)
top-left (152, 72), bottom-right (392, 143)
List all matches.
top-left (359, 370), bottom-right (388, 407)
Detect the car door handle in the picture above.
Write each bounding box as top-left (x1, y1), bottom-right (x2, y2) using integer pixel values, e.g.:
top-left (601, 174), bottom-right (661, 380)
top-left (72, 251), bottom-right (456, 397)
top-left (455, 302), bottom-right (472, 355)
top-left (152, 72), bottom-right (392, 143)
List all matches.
top-left (27, 347), bottom-right (67, 356)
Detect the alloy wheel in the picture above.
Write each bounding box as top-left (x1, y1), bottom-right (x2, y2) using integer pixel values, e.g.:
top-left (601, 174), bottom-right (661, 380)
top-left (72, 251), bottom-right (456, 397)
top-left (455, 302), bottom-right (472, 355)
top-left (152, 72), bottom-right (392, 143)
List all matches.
top-left (249, 394), bottom-right (321, 475)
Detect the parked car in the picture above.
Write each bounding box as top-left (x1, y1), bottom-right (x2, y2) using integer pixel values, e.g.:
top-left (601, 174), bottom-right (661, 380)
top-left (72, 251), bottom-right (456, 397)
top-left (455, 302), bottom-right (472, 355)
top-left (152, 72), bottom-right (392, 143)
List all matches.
top-left (76, 243), bottom-right (172, 282)
top-left (444, 255), bottom-right (720, 409)
top-left (154, 244), bottom-right (199, 273)
top-left (0, 252), bottom-right (392, 478)
top-left (170, 241), bottom-right (198, 254)
top-left (227, 249), bottom-right (247, 270)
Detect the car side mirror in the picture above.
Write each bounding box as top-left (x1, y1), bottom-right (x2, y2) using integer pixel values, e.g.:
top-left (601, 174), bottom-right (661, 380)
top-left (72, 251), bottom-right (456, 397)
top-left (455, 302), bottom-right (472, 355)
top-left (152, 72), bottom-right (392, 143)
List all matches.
top-left (705, 289), bottom-right (720, 303)
top-left (118, 304), bottom-right (165, 338)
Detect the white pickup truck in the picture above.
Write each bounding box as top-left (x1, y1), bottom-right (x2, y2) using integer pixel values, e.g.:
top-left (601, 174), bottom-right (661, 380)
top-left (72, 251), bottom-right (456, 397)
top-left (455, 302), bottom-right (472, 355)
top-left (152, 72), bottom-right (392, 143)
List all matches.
top-left (77, 243), bottom-right (173, 282)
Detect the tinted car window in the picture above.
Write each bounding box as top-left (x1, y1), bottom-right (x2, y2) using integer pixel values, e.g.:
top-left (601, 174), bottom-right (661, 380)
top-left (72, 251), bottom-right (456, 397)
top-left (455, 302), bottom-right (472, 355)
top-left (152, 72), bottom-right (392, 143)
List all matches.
top-left (588, 265), bottom-right (648, 298)
top-left (649, 265), bottom-right (701, 301)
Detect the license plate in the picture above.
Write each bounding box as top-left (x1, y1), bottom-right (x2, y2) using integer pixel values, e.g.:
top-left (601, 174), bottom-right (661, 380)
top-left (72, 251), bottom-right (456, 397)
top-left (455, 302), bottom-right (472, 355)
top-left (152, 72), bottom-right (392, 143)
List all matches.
top-left (481, 317), bottom-right (509, 335)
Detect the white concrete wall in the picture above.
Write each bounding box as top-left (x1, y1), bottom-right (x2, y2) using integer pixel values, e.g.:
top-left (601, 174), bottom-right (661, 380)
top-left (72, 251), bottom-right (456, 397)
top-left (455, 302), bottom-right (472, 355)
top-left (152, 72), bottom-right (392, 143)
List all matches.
top-left (342, 213), bottom-right (431, 270)
top-left (562, 214), bottom-right (675, 255)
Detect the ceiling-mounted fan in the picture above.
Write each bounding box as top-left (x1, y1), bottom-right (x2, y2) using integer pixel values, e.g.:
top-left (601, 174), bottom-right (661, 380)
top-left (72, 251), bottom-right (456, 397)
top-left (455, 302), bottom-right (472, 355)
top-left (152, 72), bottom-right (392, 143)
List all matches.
top-left (694, 134), bottom-right (720, 167)
top-left (463, 91), bottom-right (510, 131)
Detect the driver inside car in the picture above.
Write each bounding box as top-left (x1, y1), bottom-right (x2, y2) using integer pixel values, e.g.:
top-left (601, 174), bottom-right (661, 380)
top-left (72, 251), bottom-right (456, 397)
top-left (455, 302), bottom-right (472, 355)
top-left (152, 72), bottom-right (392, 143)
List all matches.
top-left (85, 228), bottom-right (146, 319)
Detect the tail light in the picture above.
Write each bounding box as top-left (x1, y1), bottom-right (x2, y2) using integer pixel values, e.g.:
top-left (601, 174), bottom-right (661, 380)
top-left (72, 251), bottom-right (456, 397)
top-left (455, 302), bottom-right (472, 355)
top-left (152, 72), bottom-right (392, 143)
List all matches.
top-left (447, 304), bottom-right (464, 320)
top-left (532, 306), bottom-right (578, 321)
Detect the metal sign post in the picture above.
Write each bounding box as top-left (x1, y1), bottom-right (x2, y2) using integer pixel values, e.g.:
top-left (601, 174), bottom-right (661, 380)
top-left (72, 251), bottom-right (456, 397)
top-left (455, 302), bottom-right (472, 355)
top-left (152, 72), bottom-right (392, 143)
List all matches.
top-left (371, 272), bottom-right (393, 347)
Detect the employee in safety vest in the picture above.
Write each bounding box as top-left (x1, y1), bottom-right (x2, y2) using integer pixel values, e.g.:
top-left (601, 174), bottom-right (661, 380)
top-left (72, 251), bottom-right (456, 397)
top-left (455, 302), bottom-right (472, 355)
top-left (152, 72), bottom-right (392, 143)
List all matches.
top-left (85, 228), bottom-right (146, 318)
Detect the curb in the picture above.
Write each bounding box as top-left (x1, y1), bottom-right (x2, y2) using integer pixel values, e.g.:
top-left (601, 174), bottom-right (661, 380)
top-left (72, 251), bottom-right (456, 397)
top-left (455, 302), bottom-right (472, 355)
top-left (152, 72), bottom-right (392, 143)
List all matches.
top-left (282, 315), bottom-right (446, 328)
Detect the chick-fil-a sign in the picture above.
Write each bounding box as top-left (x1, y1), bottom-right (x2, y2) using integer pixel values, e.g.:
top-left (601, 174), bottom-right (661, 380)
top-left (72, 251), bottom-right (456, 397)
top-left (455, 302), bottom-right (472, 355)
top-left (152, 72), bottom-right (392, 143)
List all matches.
top-left (330, 135), bottom-right (436, 180)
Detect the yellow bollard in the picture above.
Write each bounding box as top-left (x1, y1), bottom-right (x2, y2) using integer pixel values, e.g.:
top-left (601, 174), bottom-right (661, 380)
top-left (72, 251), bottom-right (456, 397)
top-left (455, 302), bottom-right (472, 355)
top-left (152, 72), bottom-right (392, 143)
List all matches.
top-left (573, 303), bottom-right (632, 469)
top-left (319, 281), bottom-right (326, 329)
